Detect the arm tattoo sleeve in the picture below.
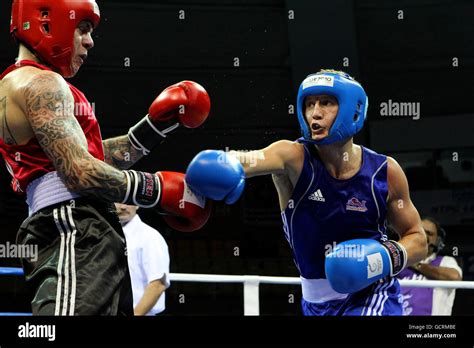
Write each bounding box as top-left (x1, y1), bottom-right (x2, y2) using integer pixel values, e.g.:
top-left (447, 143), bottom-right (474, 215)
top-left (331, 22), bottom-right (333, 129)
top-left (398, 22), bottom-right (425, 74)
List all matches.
top-left (23, 73), bottom-right (130, 203)
top-left (103, 135), bottom-right (144, 169)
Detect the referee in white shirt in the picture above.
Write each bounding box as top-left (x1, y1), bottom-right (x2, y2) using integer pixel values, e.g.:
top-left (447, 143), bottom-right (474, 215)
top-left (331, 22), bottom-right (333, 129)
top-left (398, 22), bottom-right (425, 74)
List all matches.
top-left (115, 203), bottom-right (170, 315)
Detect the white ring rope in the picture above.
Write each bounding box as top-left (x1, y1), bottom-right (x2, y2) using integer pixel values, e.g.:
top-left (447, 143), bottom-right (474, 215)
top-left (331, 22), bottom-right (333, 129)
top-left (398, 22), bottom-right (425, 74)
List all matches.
top-left (170, 273), bottom-right (474, 289)
top-left (169, 273), bottom-right (474, 315)
top-left (1, 269), bottom-right (472, 316)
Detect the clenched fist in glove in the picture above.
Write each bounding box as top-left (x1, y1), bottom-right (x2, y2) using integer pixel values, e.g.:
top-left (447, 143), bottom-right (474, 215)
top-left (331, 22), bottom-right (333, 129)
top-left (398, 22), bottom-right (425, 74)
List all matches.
top-left (122, 170), bottom-right (212, 232)
top-left (128, 81), bottom-right (211, 155)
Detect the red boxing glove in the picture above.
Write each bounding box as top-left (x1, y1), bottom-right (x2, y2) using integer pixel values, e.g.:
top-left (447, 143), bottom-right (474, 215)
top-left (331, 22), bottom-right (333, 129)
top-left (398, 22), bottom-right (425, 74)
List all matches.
top-left (157, 171), bottom-right (212, 232)
top-left (149, 81), bottom-right (210, 128)
top-left (128, 81), bottom-right (211, 156)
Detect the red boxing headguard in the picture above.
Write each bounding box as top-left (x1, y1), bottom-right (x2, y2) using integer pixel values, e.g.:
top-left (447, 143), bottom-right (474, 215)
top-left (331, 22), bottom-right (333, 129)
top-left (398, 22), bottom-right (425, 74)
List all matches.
top-left (10, 0), bottom-right (100, 77)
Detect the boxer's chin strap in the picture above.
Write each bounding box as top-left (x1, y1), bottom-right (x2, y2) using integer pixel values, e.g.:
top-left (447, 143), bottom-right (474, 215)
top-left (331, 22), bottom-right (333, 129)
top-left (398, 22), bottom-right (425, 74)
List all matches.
top-left (127, 114), bottom-right (180, 156)
top-left (122, 170), bottom-right (161, 208)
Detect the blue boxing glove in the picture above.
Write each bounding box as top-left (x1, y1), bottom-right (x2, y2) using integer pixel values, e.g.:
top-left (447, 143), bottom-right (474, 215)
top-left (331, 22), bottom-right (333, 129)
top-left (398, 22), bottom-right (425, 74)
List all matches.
top-left (185, 150), bottom-right (245, 204)
top-left (325, 239), bottom-right (407, 293)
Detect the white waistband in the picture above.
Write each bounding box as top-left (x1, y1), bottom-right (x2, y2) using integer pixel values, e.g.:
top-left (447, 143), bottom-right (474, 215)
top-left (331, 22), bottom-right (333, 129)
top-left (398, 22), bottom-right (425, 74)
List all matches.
top-left (301, 277), bottom-right (348, 303)
top-left (26, 171), bottom-right (81, 216)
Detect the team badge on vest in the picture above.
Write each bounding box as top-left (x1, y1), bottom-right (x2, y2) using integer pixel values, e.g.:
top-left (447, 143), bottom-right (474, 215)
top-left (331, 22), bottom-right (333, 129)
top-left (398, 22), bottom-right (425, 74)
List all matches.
top-left (346, 197), bottom-right (367, 212)
top-left (308, 189), bottom-right (325, 202)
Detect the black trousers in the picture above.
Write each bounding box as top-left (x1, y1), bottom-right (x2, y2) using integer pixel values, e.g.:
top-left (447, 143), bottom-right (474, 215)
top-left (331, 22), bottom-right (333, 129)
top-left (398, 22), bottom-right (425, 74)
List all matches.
top-left (17, 198), bottom-right (133, 315)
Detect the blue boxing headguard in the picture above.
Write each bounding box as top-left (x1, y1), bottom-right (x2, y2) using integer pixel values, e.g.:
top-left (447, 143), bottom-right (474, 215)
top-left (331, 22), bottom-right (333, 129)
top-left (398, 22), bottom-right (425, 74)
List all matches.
top-left (296, 71), bottom-right (368, 145)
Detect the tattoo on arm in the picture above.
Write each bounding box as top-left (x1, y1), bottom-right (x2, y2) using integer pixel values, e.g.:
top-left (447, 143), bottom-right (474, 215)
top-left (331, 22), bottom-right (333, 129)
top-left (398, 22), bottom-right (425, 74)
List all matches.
top-left (23, 73), bottom-right (129, 202)
top-left (0, 96), bottom-right (17, 145)
top-left (103, 135), bottom-right (144, 169)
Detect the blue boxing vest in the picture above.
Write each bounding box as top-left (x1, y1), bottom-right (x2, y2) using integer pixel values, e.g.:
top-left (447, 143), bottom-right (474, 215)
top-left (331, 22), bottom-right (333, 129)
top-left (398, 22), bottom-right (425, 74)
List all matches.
top-left (281, 140), bottom-right (389, 301)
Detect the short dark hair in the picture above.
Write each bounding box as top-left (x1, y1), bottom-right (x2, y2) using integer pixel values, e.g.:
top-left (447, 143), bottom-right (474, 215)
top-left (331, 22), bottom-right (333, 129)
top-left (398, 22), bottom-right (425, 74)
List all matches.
top-left (422, 216), bottom-right (446, 252)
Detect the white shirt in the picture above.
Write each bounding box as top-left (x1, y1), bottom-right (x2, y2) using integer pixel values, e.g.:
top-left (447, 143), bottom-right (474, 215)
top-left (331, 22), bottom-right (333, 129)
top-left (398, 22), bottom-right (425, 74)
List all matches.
top-left (123, 215), bottom-right (170, 315)
top-left (420, 253), bottom-right (463, 315)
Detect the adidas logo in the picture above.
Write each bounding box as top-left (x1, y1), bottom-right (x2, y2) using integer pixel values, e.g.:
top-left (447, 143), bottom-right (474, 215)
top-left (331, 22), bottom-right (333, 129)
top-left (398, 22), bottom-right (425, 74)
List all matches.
top-left (308, 189), bottom-right (325, 202)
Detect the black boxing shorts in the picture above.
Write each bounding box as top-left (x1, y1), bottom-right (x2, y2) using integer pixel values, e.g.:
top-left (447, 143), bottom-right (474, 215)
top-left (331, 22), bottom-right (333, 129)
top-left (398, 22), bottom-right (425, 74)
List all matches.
top-left (16, 198), bottom-right (133, 315)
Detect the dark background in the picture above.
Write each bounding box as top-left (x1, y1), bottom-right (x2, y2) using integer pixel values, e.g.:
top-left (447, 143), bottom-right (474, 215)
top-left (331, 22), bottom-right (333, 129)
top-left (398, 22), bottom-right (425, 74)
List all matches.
top-left (0, 0), bottom-right (473, 315)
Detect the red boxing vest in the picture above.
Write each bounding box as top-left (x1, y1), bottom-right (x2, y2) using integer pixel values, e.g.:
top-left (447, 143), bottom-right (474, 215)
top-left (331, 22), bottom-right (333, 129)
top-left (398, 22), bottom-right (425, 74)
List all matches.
top-left (0, 60), bottom-right (104, 194)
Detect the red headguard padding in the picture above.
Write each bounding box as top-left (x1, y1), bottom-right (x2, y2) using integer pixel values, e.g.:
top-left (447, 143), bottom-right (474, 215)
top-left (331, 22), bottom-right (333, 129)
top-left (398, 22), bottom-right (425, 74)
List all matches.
top-left (10, 0), bottom-right (100, 77)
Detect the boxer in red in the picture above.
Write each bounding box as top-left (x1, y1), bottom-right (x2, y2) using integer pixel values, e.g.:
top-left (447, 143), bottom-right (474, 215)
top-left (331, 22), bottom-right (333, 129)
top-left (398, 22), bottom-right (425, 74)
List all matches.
top-left (0, 0), bottom-right (211, 315)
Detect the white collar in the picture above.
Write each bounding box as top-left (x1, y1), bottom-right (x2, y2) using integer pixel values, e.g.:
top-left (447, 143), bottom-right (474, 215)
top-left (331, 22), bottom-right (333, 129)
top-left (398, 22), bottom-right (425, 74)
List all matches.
top-left (421, 252), bottom-right (437, 264)
top-left (122, 214), bottom-right (142, 230)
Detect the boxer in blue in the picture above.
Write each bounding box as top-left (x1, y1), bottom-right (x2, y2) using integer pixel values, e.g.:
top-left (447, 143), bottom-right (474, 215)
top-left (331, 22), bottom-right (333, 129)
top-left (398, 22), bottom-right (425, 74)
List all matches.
top-left (186, 70), bottom-right (428, 316)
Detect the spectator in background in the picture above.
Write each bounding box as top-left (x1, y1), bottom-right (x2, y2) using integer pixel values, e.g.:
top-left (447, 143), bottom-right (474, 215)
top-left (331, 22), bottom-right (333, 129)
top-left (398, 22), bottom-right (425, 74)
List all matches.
top-left (115, 203), bottom-right (170, 316)
top-left (397, 217), bottom-right (462, 315)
